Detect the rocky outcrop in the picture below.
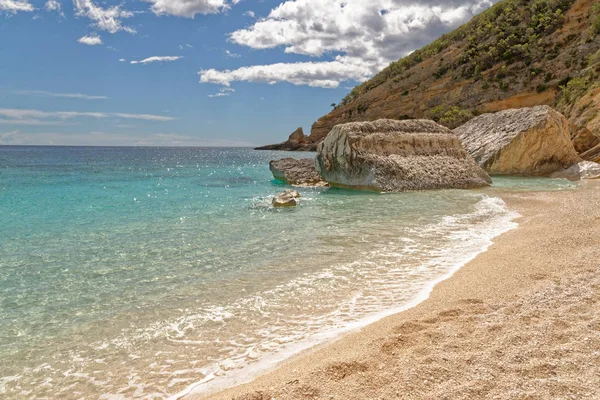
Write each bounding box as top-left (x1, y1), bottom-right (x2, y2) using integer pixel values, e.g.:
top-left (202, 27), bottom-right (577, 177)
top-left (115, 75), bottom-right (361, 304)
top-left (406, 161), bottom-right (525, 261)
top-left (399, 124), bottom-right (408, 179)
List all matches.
top-left (567, 84), bottom-right (600, 156)
top-left (269, 158), bottom-right (327, 187)
top-left (454, 106), bottom-right (581, 176)
top-left (570, 123), bottom-right (600, 155)
top-left (315, 119), bottom-right (491, 192)
top-left (551, 161), bottom-right (600, 180)
top-left (255, 128), bottom-right (317, 151)
top-left (272, 189), bottom-right (301, 207)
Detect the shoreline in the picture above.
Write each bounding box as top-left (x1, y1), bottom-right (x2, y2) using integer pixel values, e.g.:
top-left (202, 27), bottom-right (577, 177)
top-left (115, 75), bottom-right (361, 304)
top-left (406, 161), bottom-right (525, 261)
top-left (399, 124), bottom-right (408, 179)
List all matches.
top-left (188, 181), bottom-right (600, 400)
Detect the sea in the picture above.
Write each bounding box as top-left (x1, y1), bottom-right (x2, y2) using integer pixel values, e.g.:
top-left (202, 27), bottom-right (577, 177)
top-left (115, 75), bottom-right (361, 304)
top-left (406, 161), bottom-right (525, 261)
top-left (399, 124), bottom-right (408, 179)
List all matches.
top-left (0, 146), bottom-right (577, 399)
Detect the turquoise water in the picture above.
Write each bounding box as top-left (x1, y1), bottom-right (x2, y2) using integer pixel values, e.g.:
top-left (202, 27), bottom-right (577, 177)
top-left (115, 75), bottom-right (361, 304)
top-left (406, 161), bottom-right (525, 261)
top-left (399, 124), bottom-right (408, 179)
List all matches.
top-left (0, 146), bottom-right (576, 399)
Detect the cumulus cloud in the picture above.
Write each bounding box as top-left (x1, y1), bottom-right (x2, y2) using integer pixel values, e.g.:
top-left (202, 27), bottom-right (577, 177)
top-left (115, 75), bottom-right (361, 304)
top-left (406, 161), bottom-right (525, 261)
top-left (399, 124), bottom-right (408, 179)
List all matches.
top-left (200, 56), bottom-right (373, 88)
top-left (15, 90), bottom-right (108, 100)
top-left (78, 34), bottom-right (102, 45)
top-left (0, 108), bottom-right (175, 125)
top-left (0, 0), bottom-right (34, 13)
top-left (130, 56), bottom-right (183, 64)
top-left (243, 10), bottom-right (254, 18)
top-left (44, 0), bottom-right (63, 17)
top-left (146, 0), bottom-right (232, 18)
top-left (200, 0), bottom-right (498, 88)
top-left (73, 0), bottom-right (135, 34)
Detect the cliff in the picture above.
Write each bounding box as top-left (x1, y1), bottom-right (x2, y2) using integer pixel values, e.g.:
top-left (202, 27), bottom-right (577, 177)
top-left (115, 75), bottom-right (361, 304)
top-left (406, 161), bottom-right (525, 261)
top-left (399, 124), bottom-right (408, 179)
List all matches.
top-left (263, 0), bottom-right (600, 154)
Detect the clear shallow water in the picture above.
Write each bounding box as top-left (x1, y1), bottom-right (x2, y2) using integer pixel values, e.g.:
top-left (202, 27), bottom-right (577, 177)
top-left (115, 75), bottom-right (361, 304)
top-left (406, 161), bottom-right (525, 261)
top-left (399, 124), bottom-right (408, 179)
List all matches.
top-left (0, 146), bottom-right (576, 399)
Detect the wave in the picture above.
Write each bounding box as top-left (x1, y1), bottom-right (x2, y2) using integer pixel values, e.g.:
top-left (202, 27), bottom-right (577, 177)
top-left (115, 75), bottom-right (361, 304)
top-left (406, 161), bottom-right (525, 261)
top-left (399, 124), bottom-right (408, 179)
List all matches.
top-left (169, 195), bottom-right (519, 399)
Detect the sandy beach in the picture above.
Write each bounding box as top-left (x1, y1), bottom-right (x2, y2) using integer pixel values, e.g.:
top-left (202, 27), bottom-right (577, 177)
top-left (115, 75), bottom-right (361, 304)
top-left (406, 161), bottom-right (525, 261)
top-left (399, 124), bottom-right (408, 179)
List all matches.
top-left (191, 182), bottom-right (600, 400)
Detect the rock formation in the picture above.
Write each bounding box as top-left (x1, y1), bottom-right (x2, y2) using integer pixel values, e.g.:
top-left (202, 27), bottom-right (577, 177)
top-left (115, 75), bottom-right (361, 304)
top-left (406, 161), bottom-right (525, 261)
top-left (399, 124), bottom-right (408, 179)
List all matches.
top-left (269, 158), bottom-right (327, 187)
top-left (551, 161), bottom-right (600, 180)
top-left (454, 106), bottom-right (581, 175)
top-left (255, 128), bottom-right (317, 151)
top-left (315, 119), bottom-right (491, 192)
top-left (272, 189), bottom-right (301, 207)
top-left (570, 124), bottom-right (600, 155)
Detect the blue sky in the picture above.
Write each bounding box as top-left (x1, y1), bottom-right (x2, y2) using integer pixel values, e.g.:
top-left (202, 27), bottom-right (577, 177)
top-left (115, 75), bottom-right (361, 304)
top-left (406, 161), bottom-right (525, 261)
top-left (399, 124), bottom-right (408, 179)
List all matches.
top-left (0, 0), bottom-right (497, 146)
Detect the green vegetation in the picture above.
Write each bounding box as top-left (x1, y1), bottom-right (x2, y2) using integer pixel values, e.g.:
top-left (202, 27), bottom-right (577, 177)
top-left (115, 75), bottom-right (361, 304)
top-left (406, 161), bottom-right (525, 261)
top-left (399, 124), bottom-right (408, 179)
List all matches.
top-left (427, 106), bottom-right (476, 127)
top-left (591, 3), bottom-right (600, 36)
top-left (340, 0), bottom-right (576, 106)
top-left (589, 49), bottom-right (600, 66)
top-left (558, 76), bottom-right (592, 107)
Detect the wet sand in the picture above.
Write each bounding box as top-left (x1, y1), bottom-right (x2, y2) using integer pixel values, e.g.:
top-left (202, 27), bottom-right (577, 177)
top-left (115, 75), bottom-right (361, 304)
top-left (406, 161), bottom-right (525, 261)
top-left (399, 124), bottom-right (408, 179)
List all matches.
top-left (190, 182), bottom-right (600, 400)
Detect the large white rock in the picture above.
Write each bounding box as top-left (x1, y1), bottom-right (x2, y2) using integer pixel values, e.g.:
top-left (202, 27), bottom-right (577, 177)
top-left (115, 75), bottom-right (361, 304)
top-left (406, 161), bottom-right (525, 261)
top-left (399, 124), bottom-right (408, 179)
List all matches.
top-left (454, 106), bottom-right (581, 175)
top-left (550, 161), bottom-right (600, 181)
top-left (315, 119), bottom-right (491, 192)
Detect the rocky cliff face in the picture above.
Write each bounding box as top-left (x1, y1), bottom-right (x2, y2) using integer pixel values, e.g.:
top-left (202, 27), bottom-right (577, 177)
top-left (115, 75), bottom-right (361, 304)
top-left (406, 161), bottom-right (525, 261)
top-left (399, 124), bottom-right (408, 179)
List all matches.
top-left (454, 106), bottom-right (581, 175)
top-left (315, 119), bottom-right (491, 192)
top-left (266, 0), bottom-right (600, 154)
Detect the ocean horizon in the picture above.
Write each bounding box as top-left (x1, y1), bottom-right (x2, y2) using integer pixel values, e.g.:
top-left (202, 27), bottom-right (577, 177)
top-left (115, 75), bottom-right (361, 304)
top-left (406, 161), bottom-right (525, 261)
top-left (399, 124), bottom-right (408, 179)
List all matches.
top-left (0, 146), bottom-right (575, 399)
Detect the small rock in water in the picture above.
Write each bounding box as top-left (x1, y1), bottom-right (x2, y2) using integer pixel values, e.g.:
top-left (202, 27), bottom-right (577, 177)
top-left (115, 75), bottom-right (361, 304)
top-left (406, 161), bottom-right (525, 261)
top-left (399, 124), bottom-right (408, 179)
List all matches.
top-left (272, 189), bottom-right (301, 208)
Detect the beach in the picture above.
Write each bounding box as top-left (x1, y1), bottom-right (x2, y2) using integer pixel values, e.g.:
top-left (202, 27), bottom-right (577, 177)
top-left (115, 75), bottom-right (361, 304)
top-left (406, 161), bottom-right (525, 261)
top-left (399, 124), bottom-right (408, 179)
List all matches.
top-left (194, 181), bottom-right (600, 400)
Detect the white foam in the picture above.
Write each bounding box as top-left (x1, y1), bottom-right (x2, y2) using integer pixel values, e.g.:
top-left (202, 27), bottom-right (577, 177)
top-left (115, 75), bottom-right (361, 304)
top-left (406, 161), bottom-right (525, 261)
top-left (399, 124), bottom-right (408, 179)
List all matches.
top-left (170, 195), bottom-right (520, 399)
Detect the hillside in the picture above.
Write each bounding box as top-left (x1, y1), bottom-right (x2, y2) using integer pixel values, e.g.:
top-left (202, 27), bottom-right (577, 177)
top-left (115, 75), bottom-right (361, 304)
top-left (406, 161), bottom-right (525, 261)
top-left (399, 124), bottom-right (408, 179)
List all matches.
top-left (260, 0), bottom-right (600, 157)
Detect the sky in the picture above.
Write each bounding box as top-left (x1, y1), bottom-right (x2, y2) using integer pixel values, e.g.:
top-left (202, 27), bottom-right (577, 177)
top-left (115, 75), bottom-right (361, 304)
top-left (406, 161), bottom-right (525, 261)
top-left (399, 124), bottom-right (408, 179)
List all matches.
top-left (0, 0), bottom-right (498, 147)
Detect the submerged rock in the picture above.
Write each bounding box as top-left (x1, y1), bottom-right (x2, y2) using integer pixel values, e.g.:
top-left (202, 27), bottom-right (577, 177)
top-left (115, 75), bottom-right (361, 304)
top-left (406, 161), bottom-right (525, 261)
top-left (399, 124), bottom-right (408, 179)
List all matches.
top-left (455, 106), bottom-right (581, 175)
top-left (272, 189), bottom-right (301, 207)
top-left (315, 119), bottom-right (491, 192)
top-left (550, 161), bottom-right (600, 181)
top-left (269, 158), bottom-right (327, 187)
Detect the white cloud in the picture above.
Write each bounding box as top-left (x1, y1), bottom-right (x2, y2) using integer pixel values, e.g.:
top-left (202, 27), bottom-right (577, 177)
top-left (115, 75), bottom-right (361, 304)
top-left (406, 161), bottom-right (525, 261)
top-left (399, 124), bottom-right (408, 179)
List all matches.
top-left (0, 119), bottom-right (73, 126)
top-left (119, 58), bottom-right (126, 62)
top-left (208, 87), bottom-right (235, 98)
top-left (0, 0), bottom-right (34, 13)
top-left (130, 56), bottom-right (183, 64)
top-left (146, 0), bottom-right (232, 18)
top-left (73, 0), bottom-right (135, 34)
top-left (0, 130), bottom-right (253, 147)
top-left (0, 109), bottom-right (107, 120)
top-left (113, 113), bottom-right (175, 121)
top-left (244, 10), bottom-right (254, 18)
top-left (200, 56), bottom-right (373, 88)
top-left (78, 34), bottom-right (102, 45)
top-left (200, 0), bottom-right (497, 88)
top-left (15, 90), bottom-right (108, 100)
top-left (0, 108), bottom-right (175, 124)
top-left (44, 0), bottom-right (63, 17)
